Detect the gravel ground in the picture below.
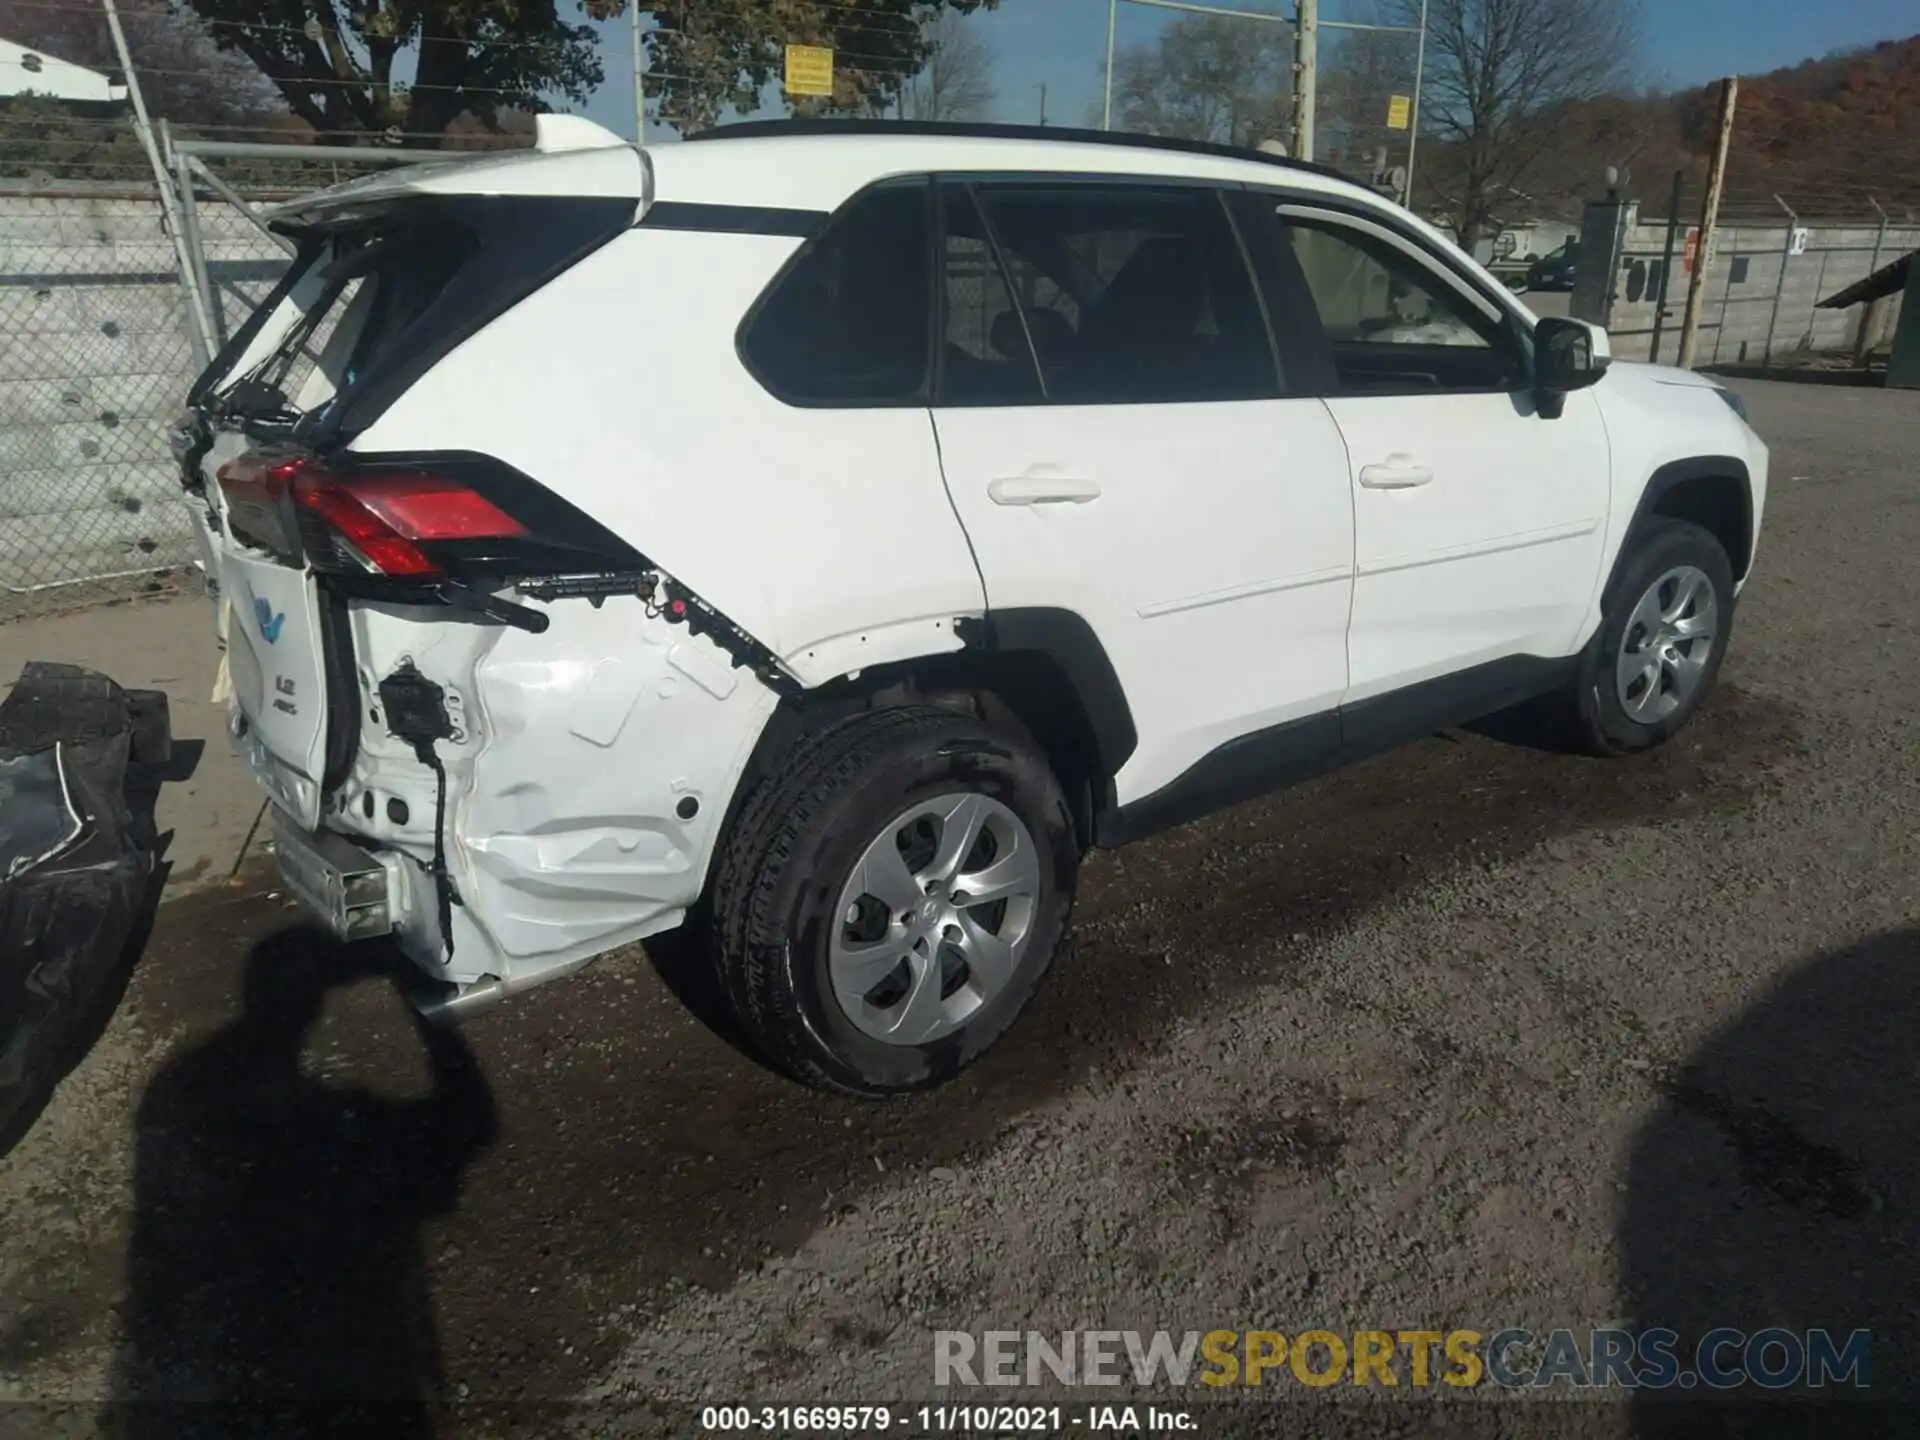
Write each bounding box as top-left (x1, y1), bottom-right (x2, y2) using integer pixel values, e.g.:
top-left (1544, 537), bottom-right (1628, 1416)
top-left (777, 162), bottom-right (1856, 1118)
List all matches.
top-left (0, 378), bottom-right (1916, 1435)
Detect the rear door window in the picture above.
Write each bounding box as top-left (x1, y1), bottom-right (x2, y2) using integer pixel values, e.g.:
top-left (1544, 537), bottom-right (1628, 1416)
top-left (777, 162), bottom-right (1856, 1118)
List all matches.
top-left (959, 182), bottom-right (1277, 405)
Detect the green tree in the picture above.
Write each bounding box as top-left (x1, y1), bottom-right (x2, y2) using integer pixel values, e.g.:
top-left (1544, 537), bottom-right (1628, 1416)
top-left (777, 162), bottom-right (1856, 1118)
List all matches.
top-left (179, 0), bottom-right (602, 143)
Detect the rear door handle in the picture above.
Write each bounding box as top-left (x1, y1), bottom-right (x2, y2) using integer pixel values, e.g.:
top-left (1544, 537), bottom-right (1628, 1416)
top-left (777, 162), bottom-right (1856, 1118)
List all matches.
top-left (1357, 456), bottom-right (1434, 489)
top-left (988, 472), bottom-right (1102, 506)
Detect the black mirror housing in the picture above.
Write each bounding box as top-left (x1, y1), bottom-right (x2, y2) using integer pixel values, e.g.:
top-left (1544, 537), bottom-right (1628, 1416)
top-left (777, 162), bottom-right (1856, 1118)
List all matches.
top-left (1534, 316), bottom-right (1610, 395)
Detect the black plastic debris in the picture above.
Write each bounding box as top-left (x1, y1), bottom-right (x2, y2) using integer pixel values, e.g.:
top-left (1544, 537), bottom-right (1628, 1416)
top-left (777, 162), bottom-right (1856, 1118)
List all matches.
top-left (0, 662), bottom-right (169, 1144)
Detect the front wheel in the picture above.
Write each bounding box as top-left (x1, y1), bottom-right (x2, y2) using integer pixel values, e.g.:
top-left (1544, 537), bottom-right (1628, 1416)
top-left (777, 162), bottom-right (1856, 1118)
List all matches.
top-left (711, 705), bottom-right (1078, 1095)
top-left (1570, 518), bottom-right (1736, 755)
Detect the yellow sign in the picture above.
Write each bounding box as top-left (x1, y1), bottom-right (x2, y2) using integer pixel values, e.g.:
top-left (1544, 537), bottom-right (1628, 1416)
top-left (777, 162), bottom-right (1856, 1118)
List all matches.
top-left (1386, 94), bottom-right (1412, 130)
top-left (785, 44), bottom-right (835, 96)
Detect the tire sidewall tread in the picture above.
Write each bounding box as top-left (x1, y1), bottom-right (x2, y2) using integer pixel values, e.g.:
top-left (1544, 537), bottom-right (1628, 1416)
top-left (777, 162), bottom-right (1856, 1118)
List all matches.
top-left (711, 705), bottom-right (1077, 1096)
top-left (1578, 517), bottom-right (1737, 755)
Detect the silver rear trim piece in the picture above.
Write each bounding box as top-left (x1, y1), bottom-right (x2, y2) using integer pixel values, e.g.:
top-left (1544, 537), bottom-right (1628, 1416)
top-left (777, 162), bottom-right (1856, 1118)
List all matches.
top-left (408, 951), bottom-right (601, 1026)
top-left (270, 807), bottom-right (393, 941)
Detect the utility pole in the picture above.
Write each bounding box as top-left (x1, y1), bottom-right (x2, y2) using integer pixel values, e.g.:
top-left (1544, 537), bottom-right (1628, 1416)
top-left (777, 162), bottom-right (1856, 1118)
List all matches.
top-left (1038, 83), bottom-right (1048, 125)
top-left (1678, 75), bottom-right (1737, 371)
top-left (1290, 0), bottom-right (1317, 162)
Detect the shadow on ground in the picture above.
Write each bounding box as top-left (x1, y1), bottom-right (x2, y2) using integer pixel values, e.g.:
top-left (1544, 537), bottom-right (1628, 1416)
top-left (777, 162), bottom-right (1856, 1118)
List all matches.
top-left (1623, 927), bottom-right (1918, 1431)
top-left (100, 926), bottom-right (498, 1436)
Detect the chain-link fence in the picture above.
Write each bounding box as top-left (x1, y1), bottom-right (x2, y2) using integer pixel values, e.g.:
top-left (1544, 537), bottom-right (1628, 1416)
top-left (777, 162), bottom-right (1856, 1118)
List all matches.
top-left (0, 178), bottom-right (208, 619)
top-left (0, 114), bottom-right (453, 622)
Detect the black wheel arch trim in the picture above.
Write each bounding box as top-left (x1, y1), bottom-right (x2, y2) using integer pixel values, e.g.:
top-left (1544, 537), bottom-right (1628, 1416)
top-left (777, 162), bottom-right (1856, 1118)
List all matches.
top-left (960, 606), bottom-right (1138, 784)
top-left (1607, 455), bottom-right (1755, 605)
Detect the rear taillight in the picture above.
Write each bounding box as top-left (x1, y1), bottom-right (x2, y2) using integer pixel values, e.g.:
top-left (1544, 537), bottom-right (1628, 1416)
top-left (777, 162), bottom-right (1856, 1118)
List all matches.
top-left (217, 447), bottom-right (644, 587)
top-left (291, 467), bottom-right (526, 577)
top-left (218, 450), bottom-right (529, 577)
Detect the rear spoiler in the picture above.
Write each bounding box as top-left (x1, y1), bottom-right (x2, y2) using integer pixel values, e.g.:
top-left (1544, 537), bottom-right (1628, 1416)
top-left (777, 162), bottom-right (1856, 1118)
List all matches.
top-left (261, 127), bottom-right (649, 233)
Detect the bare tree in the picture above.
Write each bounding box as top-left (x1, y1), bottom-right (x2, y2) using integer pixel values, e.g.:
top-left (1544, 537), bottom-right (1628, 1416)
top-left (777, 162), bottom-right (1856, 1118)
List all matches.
top-left (1316, 22), bottom-right (1419, 168)
top-left (1107, 13), bottom-right (1292, 148)
top-left (897, 12), bottom-right (997, 122)
top-left (1398, 0), bottom-right (1639, 249)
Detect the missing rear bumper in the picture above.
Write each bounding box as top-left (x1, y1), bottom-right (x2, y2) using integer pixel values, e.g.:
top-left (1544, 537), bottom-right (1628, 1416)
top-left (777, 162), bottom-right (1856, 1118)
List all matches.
top-left (269, 808), bottom-right (394, 942)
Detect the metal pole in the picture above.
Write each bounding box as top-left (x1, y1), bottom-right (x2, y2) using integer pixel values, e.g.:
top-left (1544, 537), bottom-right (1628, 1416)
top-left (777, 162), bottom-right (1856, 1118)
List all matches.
top-left (172, 145), bottom-right (222, 349)
top-left (1678, 75), bottom-right (1737, 371)
top-left (630, 0), bottom-right (646, 143)
top-left (1857, 195), bottom-right (1889, 361)
top-left (1291, 0), bottom-right (1317, 161)
top-left (1103, 0), bottom-right (1118, 130)
top-left (1763, 194), bottom-right (1796, 369)
top-left (102, 0), bottom-right (213, 369)
top-left (185, 155), bottom-right (298, 255)
top-left (1401, 0), bottom-right (1427, 207)
top-left (1648, 169), bottom-right (1684, 362)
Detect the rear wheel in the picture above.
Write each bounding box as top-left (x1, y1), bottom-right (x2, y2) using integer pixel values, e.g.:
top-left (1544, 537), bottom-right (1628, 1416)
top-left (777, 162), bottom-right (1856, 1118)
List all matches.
top-left (712, 705), bottom-right (1077, 1095)
top-left (1569, 518), bottom-right (1736, 755)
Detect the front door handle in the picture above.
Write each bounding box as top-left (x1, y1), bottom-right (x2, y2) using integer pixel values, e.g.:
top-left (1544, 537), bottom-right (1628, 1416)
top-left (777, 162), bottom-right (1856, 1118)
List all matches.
top-left (1358, 456), bottom-right (1434, 489)
top-left (988, 472), bottom-right (1102, 506)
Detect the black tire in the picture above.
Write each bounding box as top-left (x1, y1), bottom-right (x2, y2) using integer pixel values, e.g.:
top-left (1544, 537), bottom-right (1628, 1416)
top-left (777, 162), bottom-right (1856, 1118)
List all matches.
top-left (1569, 518), bottom-right (1736, 756)
top-left (711, 704), bottom-right (1077, 1096)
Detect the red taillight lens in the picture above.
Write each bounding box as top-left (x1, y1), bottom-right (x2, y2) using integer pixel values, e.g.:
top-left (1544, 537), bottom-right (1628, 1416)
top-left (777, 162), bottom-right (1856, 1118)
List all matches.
top-left (290, 466), bottom-right (527, 577)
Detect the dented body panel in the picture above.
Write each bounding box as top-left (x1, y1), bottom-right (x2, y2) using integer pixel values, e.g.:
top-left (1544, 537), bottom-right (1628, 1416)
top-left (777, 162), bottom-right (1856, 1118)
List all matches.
top-left (316, 596), bottom-right (777, 987)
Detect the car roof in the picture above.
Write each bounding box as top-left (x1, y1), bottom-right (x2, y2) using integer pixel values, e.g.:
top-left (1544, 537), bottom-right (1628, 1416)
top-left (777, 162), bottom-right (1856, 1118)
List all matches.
top-left (266, 117), bottom-right (1423, 247)
top-left (648, 119), bottom-right (1383, 215)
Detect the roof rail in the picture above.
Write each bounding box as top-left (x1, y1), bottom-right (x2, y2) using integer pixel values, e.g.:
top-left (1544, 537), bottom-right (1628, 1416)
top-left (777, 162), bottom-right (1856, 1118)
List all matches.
top-left (684, 118), bottom-right (1353, 185)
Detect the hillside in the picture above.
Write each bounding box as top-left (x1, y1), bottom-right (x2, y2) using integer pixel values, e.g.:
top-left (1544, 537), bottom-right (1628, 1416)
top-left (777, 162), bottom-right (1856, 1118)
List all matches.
top-left (1414, 32), bottom-right (1920, 236)
top-left (1675, 34), bottom-right (1920, 214)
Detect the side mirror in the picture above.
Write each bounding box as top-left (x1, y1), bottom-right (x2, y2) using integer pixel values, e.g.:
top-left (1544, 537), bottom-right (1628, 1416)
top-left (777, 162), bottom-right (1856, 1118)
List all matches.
top-left (1534, 316), bottom-right (1611, 396)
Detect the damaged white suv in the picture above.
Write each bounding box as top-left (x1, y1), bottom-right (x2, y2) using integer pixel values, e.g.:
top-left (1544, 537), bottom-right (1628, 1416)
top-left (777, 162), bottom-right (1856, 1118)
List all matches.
top-left (176, 117), bottom-right (1767, 1094)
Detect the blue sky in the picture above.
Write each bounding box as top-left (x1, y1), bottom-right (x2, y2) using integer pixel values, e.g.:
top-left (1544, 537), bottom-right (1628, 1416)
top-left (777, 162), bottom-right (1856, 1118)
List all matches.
top-left (576, 0), bottom-right (1920, 142)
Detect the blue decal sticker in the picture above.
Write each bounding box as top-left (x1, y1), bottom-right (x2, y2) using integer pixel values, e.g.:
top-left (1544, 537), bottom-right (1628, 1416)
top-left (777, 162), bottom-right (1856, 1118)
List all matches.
top-left (254, 596), bottom-right (285, 645)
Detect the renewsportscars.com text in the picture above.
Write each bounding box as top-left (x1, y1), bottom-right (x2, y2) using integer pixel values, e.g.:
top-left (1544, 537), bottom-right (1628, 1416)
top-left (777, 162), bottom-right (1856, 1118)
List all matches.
top-left (934, 1327), bottom-right (1872, 1390)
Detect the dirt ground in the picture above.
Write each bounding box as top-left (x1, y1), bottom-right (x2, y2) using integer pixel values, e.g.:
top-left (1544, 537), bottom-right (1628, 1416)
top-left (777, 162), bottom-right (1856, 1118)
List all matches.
top-left (1, 378), bottom-right (1916, 1435)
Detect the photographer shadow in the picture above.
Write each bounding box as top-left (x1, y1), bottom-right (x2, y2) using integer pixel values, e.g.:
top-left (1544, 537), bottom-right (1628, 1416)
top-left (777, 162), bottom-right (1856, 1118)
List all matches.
top-left (105, 926), bottom-right (499, 1435)
top-left (1621, 927), bottom-right (1917, 1431)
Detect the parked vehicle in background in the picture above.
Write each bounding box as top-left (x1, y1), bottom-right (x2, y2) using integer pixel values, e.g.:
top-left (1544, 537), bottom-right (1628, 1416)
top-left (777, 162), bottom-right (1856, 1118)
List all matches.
top-left (172, 118), bottom-right (1768, 1095)
top-left (1527, 239), bottom-right (1581, 292)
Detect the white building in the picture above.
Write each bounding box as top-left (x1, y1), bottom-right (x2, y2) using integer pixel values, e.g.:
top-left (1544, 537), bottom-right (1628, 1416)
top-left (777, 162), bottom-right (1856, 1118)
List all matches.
top-left (0, 38), bottom-right (127, 103)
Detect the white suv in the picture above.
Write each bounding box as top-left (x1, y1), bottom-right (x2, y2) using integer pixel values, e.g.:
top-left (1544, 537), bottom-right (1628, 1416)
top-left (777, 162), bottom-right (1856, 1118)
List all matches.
top-left (174, 118), bottom-right (1767, 1094)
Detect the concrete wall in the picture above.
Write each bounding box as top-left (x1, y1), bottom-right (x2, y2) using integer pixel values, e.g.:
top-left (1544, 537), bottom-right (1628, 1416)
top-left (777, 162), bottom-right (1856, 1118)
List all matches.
top-left (0, 186), bottom-right (285, 615)
top-left (1599, 211), bottom-right (1919, 366)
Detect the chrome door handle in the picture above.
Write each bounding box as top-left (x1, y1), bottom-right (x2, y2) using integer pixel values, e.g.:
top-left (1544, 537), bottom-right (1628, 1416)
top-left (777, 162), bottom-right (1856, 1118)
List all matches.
top-left (1358, 456), bottom-right (1434, 489)
top-left (988, 472), bottom-right (1102, 506)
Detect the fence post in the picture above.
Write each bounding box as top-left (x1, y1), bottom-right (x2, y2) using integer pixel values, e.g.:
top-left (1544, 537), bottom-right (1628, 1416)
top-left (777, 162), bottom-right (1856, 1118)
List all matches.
top-left (101, 0), bottom-right (214, 370)
top-left (1763, 194), bottom-right (1797, 368)
top-left (1857, 196), bottom-right (1890, 361)
top-left (1648, 170), bottom-right (1684, 363)
top-left (1571, 190), bottom-right (1628, 329)
top-left (166, 121), bottom-right (222, 351)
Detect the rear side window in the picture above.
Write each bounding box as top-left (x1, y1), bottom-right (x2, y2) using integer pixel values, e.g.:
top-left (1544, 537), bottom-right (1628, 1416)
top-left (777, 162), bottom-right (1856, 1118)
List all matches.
top-left (963, 183), bottom-right (1277, 405)
top-left (741, 181), bottom-right (932, 405)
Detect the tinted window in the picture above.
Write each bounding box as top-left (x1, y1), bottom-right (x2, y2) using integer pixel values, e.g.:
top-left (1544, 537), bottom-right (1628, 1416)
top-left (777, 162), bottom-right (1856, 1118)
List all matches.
top-left (965, 183), bottom-right (1276, 405)
top-left (1282, 216), bottom-right (1524, 394)
top-left (742, 181), bottom-right (931, 404)
top-left (937, 187), bottom-right (1043, 405)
